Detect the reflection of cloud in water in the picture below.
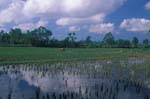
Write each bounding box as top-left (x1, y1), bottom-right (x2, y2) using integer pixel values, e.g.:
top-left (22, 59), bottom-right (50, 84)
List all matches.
top-left (0, 69), bottom-right (85, 98)
top-left (16, 69), bottom-right (83, 93)
top-left (0, 59), bottom-right (149, 99)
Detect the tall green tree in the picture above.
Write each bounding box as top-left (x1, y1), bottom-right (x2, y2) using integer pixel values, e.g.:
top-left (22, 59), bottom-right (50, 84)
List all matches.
top-left (123, 40), bottom-right (131, 48)
top-left (116, 39), bottom-right (131, 48)
top-left (1, 33), bottom-right (10, 44)
top-left (32, 26), bottom-right (52, 40)
top-left (9, 28), bottom-right (22, 44)
top-left (67, 32), bottom-right (77, 42)
top-left (143, 39), bottom-right (149, 48)
top-left (0, 30), bottom-right (4, 43)
top-left (85, 36), bottom-right (92, 48)
top-left (132, 37), bottom-right (139, 48)
top-left (102, 32), bottom-right (115, 48)
top-left (30, 26), bottom-right (52, 46)
top-left (64, 32), bottom-right (77, 48)
top-left (116, 39), bottom-right (124, 48)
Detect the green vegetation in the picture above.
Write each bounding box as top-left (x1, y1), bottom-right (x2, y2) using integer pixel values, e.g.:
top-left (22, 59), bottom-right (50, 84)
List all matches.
top-left (0, 47), bottom-right (150, 64)
top-left (0, 27), bottom-right (150, 64)
top-left (0, 27), bottom-right (150, 48)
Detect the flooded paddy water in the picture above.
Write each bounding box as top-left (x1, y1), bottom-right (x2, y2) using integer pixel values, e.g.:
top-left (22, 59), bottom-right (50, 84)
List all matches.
top-left (0, 58), bottom-right (149, 99)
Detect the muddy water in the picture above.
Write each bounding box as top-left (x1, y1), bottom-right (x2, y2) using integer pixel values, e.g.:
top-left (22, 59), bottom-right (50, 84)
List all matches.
top-left (0, 58), bottom-right (149, 99)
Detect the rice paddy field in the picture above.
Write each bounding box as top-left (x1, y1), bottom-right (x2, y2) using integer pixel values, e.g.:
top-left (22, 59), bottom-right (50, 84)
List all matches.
top-left (0, 47), bottom-right (150, 64)
top-left (0, 47), bottom-right (150, 99)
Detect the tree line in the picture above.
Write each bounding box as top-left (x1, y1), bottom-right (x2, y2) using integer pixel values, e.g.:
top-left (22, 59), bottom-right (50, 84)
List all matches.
top-left (0, 26), bottom-right (150, 48)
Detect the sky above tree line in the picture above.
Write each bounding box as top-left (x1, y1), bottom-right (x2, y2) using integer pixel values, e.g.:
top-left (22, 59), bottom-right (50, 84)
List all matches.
top-left (0, 0), bottom-right (150, 41)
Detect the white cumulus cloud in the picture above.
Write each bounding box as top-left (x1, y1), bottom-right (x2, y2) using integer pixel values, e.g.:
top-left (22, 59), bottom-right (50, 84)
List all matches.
top-left (56, 14), bottom-right (105, 26)
top-left (69, 26), bottom-right (80, 32)
top-left (13, 20), bottom-right (48, 31)
top-left (120, 18), bottom-right (150, 32)
top-left (22, 0), bottom-right (126, 18)
top-left (89, 23), bottom-right (114, 34)
top-left (145, 1), bottom-right (150, 10)
top-left (0, 1), bottom-right (24, 25)
top-left (0, 0), bottom-right (126, 32)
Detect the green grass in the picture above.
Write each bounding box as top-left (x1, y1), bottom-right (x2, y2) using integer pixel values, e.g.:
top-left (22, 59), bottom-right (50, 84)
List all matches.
top-left (0, 47), bottom-right (150, 64)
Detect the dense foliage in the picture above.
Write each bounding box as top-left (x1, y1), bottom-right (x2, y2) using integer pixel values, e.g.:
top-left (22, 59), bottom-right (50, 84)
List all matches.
top-left (0, 27), bottom-right (150, 48)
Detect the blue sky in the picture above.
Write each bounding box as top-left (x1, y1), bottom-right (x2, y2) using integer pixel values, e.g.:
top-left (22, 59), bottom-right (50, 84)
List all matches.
top-left (0, 0), bottom-right (150, 41)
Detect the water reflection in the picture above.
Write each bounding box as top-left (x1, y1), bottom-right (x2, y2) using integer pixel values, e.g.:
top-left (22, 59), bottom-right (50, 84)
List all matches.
top-left (0, 59), bottom-right (149, 99)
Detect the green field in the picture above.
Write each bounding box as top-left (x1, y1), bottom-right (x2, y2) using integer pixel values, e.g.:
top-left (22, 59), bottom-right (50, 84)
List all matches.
top-left (0, 47), bottom-right (150, 64)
